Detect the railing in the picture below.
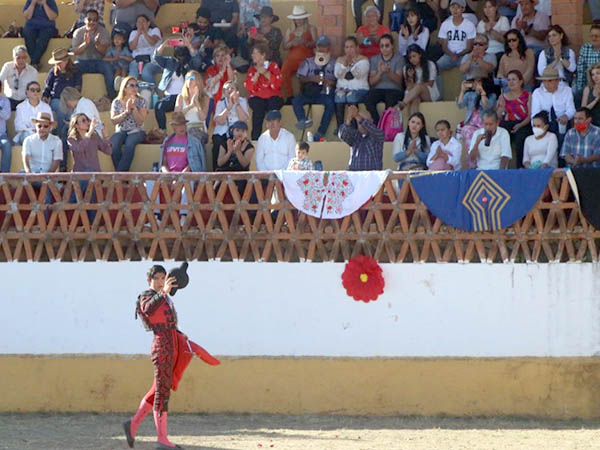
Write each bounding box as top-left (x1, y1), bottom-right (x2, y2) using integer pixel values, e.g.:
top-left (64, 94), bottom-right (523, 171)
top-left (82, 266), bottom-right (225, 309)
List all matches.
top-left (0, 170), bottom-right (595, 263)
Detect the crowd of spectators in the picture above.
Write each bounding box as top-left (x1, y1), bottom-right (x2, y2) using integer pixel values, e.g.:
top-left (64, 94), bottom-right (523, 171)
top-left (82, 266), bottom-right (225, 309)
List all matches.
top-left (0, 0), bottom-right (599, 181)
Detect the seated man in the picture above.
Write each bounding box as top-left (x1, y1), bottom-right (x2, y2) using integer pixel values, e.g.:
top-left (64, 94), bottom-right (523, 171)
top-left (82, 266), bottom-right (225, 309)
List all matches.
top-left (510, 0), bottom-right (550, 57)
top-left (560, 107), bottom-right (600, 168)
top-left (468, 110), bottom-right (512, 169)
top-left (437, 0), bottom-right (476, 72)
top-left (531, 67), bottom-right (575, 147)
top-left (292, 35), bottom-right (336, 142)
top-left (575, 24), bottom-right (600, 97)
top-left (0, 84), bottom-right (10, 173)
top-left (0, 46), bottom-right (39, 110)
top-left (255, 110), bottom-right (296, 171)
top-left (364, 33), bottom-right (404, 126)
top-left (189, 8), bottom-right (222, 73)
top-left (74, 0), bottom-right (106, 27)
top-left (72, 9), bottom-right (116, 98)
top-left (459, 34), bottom-right (496, 81)
top-left (22, 112), bottom-right (63, 173)
top-left (14, 81), bottom-right (53, 145)
top-left (338, 104), bottom-right (384, 171)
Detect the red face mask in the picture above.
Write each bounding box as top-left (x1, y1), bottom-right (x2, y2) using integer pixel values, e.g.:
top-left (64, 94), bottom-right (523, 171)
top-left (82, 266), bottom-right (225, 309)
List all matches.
top-left (575, 123), bottom-right (588, 132)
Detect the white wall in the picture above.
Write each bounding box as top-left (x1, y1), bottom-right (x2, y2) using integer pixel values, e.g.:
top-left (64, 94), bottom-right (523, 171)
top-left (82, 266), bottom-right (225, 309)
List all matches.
top-left (3, 261), bottom-right (600, 357)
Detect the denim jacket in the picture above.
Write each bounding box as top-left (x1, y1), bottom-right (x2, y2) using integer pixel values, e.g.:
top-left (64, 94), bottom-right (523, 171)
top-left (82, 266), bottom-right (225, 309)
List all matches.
top-left (159, 133), bottom-right (206, 172)
top-left (457, 90), bottom-right (497, 124)
top-left (153, 49), bottom-right (191, 92)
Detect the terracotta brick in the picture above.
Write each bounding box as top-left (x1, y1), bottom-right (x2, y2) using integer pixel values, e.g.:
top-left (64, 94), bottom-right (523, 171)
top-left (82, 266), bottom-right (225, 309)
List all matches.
top-left (321, 15), bottom-right (338, 26)
top-left (327, 5), bottom-right (344, 15)
top-left (552, 3), bottom-right (582, 16)
top-left (324, 25), bottom-right (343, 35)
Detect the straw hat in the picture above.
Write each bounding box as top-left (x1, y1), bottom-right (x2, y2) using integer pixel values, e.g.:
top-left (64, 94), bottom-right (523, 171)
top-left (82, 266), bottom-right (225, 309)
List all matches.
top-left (287, 5), bottom-right (311, 20)
top-left (536, 66), bottom-right (561, 81)
top-left (48, 48), bottom-right (74, 64)
top-left (31, 111), bottom-right (57, 127)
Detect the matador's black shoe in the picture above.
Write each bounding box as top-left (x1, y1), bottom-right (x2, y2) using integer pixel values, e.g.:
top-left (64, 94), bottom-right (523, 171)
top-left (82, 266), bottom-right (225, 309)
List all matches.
top-left (123, 420), bottom-right (134, 448)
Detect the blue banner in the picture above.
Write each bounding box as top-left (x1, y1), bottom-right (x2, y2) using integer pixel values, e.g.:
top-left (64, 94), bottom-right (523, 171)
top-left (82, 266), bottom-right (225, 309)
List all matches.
top-left (409, 169), bottom-right (553, 232)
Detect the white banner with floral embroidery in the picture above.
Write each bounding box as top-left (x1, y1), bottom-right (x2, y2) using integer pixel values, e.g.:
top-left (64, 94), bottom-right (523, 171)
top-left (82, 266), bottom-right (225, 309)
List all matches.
top-left (275, 171), bottom-right (390, 219)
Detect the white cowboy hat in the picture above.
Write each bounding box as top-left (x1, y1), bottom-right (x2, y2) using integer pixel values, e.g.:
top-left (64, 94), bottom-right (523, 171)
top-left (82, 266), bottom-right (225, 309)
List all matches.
top-left (287, 5), bottom-right (311, 20)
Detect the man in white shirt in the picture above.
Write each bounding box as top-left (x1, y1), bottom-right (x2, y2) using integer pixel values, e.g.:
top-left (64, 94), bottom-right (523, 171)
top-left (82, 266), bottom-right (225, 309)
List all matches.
top-left (255, 110), bottom-right (296, 171)
top-left (469, 111), bottom-right (512, 169)
top-left (14, 81), bottom-right (53, 145)
top-left (0, 45), bottom-right (38, 110)
top-left (22, 112), bottom-right (63, 173)
top-left (531, 66), bottom-right (575, 146)
top-left (437, 0), bottom-right (476, 72)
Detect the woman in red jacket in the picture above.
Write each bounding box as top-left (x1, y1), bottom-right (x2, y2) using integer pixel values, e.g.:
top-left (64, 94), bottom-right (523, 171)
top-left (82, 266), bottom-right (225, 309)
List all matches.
top-left (244, 43), bottom-right (284, 140)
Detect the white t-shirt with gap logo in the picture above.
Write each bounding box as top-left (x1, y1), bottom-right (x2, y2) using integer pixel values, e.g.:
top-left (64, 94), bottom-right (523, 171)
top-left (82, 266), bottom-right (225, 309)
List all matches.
top-left (438, 17), bottom-right (477, 55)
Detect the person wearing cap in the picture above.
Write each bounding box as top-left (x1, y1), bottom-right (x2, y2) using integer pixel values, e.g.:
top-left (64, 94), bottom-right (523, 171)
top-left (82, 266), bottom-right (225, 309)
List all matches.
top-left (14, 81), bottom-right (53, 145)
top-left (255, 110), bottom-right (296, 170)
top-left (245, 43), bottom-right (284, 141)
top-left (292, 35), bottom-right (336, 142)
top-left (436, 0), bottom-right (476, 73)
top-left (531, 66), bottom-right (575, 147)
top-left (72, 9), bottom-right (116, 99)
top-left (356, 6), bottom-right (391, 59)
top-left (339, 104), bottom-right (384, 171)
top-left (281, 5), bottom-right (317, 99)
top-left (0, 83), bottom-right (11, 173)
top-left (22, 112), bottom-right (63, 174)
top-left (468, 110), bottom-right (512, 169)
top-left (559, 107), bottom-right (600, 168)
top-left (216, 120), bottom-right (254, 172)
top-left (364, 33), bottom-right (404, 126)
top-left (510, 0), bottom-right (550, 57)
top-left (247, 6), bottom-right (283, 68)
top-left (22, 0), bottom-right (59, 69)
top-left (159, 112), bottom-right (206, 174)
top-left (0, 46), bottom-right (39, 111)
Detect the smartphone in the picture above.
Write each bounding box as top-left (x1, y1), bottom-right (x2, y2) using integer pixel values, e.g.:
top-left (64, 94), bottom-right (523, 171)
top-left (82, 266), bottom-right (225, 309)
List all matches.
top-left (171, 26), bottom-right (181, 33)
top-left (249, 26), bottom-right (258, 38)
top-left (263, 61), bottom-right (269, 69)
top-left (169, 39), bottom-right (184, 47)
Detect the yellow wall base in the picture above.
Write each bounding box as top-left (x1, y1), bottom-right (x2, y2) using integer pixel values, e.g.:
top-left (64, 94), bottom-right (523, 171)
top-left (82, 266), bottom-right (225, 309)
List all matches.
top-left (4, 356), bottom-right (600, 418)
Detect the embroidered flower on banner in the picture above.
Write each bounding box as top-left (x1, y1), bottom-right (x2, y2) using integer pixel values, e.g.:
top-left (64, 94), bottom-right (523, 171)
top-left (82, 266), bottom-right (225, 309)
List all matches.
top-left (341, 255), bottom-right (384, 303)
top-left (324, 172), bottom-right (355, 215)
top-left (296, 172), bottom-right (326, 214)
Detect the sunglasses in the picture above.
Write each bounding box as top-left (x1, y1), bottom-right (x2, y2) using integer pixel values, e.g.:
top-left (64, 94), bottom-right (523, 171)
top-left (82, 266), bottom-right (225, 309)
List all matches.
top-left (126, 83), bottom-right (138, 88)
top-left (380, 43), bottom-right (391, 48)
top-left (79, 116), bottom-right (90, 123)
top-left (36, 124), bottom-right (50, 129)
top-left (474, 42), bottom-right (486, 46)
top-left (507, 38), bottom-right (518, 43)
top-left (28, 87), bottom-right (40, 92)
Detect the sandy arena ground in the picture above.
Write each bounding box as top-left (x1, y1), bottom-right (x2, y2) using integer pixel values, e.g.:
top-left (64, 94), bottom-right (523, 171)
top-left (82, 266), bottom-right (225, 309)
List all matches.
top-left (1, 413), bottom-right (600, 450)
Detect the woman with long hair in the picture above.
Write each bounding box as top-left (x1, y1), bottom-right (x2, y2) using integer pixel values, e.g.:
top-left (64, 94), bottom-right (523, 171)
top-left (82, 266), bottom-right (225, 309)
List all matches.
top-left (497, 29), bottom-right (535, 88)
top-left (392, 112), bottom-right (431, 170)
top-left (109, 76), bottom-right (148, 171)
top-left (582, 63), bottom-right (600, 126)
top-left (68, 112), bottom-right (112, 172)
top-left (175, 70), bottom-right (211, 144)
top-left (537, 25), bottom-right (576, 86)
top-left (397, 8), bottom-right (430, 56)
top-left (334, 36), bottom-right (369, 128)
top-left (281, 5), bottom-right (317, 99)
top-left (400, 44), bottom-right (440, 115)
top-left (476, 0), bottom-right (510, 57)
top-left (496, 69), bottom-right (531, 167)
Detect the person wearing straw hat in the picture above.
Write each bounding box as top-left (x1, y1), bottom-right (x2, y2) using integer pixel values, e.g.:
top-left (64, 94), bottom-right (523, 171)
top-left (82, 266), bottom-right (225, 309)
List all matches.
top-left (531, 66), bottom-right (575, 147)
top-left (22, 112), bottom-right (63, 174)
top-left (281, 5), bottom-right (317, 100)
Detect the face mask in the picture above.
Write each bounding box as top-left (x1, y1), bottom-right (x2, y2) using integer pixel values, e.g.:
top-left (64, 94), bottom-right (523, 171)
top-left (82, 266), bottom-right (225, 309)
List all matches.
top-left (532, 127), bottom-right (546, 137)
top-left (575, 123), bottom-right (589, 132)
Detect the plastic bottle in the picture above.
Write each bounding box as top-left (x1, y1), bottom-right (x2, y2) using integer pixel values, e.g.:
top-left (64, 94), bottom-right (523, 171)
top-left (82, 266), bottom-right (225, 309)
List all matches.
top-left (151, 92), bottom-right (159, 109)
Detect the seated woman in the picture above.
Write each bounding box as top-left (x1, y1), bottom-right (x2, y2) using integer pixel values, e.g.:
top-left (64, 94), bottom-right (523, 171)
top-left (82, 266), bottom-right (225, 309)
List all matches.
top-left (497, 29), bottom-right (535, 89)
top-left (392, 112), bottom-right (431, 170)
top-left (152, 40), bottom-right (193, 131)
top-left (281, 5), bottom-right (317, 99)
top-left (397, 8), bottom-right (430, 57)
top-left (496, 69), bottom-right (531, 167)
top-left (537, 25), bottom-right (576, 86)
top-left (355, 6), bottom-right (391, 59)
top-left (14, 81), bottom-right (53, 145)
top-left (523, 111), bottom-right (558, 168)
top-left (128, 14), bottom-right (162, 84)
top-left (205, 45), bottom-right (237, 105)
top-left (110, 76), bottom-right (148, 171)
top-left (216, 120), bottom-right (255, 172)
top-left (175, 70), bottom-right (211, 146)
top-left (247, 6), bottom-right (283, 68)
top-left (212, 80), bottom-right (250, 170)
top-left (334, 36), bottom-right (369, 129)
top-left (400, 44), bottom-right (440, 115)
top-left (244, 43), bottom-right (283, 140)
top-left (581, 63), bottom-right (600, 127)
top-left (457, 78), bottom-right (497, 166)
top-left (476, 0), bottom-right (510, 58)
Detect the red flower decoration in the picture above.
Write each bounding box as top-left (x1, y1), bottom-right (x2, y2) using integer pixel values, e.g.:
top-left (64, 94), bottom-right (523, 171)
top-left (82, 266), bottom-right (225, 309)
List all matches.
top-left (341, 255), bottom-right (385, 303)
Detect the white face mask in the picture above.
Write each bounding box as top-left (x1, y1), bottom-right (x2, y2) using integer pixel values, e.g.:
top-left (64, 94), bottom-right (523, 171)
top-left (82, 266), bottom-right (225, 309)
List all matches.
top-left (532, 126), bottom-right (546, 138)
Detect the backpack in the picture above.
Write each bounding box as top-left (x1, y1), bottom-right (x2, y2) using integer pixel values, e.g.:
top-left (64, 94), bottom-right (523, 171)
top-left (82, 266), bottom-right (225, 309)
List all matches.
top-left (377, 106), bottom-right (403, 142)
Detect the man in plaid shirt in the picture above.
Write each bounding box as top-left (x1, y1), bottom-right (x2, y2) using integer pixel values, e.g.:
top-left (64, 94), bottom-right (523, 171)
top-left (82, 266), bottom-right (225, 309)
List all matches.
top-left (338, 105), bottom-right (384, 171)
top-left (575, 25), bottom-right (600, 94)
top-left (560, 108), bottom-right (600, 168)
